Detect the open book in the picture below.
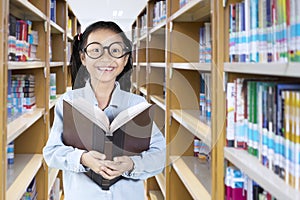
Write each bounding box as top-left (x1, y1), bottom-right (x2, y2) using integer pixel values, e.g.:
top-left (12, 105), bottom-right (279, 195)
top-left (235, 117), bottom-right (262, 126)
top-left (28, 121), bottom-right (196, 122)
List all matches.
top-left (62, 97), bottom-right (156, 190)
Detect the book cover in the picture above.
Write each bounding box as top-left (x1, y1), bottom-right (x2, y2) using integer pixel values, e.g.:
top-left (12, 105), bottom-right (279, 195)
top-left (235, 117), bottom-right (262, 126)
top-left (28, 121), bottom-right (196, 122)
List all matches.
top-left (62, 98), bottom-right (156, 189)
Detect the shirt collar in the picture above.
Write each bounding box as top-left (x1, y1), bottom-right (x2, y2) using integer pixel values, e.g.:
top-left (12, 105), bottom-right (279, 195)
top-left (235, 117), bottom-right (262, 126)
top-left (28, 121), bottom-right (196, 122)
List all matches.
top-left (83, 80), bottom-right (122, 108)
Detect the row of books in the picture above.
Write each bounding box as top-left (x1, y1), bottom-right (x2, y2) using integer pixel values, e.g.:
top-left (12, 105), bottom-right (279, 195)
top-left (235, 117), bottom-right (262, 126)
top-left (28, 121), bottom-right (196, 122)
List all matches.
top-left (21, 178), bottom-right (37, 200)
top-left (200, 73), bottom-right (212, 120)
top-left (139, 13), bottom-right (147, 37)
top-left (228, 0), bottom-right (300, 63)
top-left (225, 166), bottom-right (274, 200)
top-left (179, 0), bottom-right (192, 8)
top-left (7, 72), bottom-right (36, 120)
top-left (194, 137), bottom-right (210, 161)
top-left (226, 79), bottom-right (300, 189)
top-left (199, 23), bottom-right (212, 63)
top-left (8, 15), bottom-right (39, 61)
top-left (152, 0), bottom-right (166, 27)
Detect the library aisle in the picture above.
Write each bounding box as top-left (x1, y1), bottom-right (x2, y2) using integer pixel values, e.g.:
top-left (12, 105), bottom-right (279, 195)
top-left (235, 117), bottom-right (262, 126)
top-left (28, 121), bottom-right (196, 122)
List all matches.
top-left (1, 0), bottom-right (300, 200)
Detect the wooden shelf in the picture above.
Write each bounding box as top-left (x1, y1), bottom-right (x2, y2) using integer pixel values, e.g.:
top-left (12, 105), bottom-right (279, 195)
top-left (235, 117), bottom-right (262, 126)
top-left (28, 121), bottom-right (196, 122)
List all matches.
top-left (170, 156), bottom-right (211, 200)
top-left (140, 86), bottom-right (147, 96)
top-left (10, 0), bottom-right (47, 21)
top-left (150, 62), bottom-right (166, 68)
top-left (48, 168), bottom-right (60, 195)
top-left (7, 108), bottom-right (45, 144)
top-left (149, 21), bottom-right (166, 35)
top-left (224, 147), bottom-right (300, 200)
top-left (132, 82), bottom-right (137, 89)
top-left (50, 21), bottom-right (65, 34)
top-left (170, 0), bottom-right (211, 22)
top-left (171, 109), bottom-right (211, 148)
top-left (50, 62), bottom-right (64, 67)
top-left (49, 94), bottom-right (62, 110)
top-left (139, 62), bottom-right (148, 67)
top-left (155, 172), bottom-right (166, 197)
top-left (172, 62), bottom-right (211, 72)
top-left (149, 190), bottom-right (164, 200)
top-left (139, 34), bottom-right (147, 41)
top-left (150, 95), bottom-right (165, 111)
top-left (7, 154), bottom-right (43, 200)
top-left (8, 61), bottom-right (45, 70)
top-left (224, 62), bottom-right (300, 78)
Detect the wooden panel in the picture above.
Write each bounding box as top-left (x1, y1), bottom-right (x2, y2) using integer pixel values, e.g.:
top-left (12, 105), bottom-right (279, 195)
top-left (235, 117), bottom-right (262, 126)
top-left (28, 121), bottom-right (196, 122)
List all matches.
top-left (52, 33), bottom-right (65, 61)
top-left (171, 22), bottom-right (203, 63)
top-left (169, 69), bottom-right (200, 109)
top-left (169, 119), bottom-right (194, 156)
top-left (0, 0), bottom-right (8, 199)
top-left (14, 117), bottom-right (46, 153)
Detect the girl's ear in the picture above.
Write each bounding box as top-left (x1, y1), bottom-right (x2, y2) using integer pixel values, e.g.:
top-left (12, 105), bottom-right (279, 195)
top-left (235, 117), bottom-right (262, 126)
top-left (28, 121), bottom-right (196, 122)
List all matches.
top-left (80, 51), bottom-right (86, 66)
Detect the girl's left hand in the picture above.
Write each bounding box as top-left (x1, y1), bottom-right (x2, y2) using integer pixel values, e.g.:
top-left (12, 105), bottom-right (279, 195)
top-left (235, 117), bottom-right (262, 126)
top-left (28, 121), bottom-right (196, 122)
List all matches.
top-left (100, 156), bottom-right (134, 180)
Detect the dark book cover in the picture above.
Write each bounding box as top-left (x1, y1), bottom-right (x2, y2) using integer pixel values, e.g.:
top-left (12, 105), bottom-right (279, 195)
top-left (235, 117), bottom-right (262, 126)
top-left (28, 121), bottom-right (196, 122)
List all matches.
top-left (62, 98), bottom-right (156, 189)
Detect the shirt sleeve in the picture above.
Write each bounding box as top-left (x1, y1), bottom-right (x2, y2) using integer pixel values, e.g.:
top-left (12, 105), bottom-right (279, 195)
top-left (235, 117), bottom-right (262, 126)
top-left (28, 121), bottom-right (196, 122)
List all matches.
top-left (43, 95), bottom-right (88, 173)
top-left (122, 122), bottom-right (166, 180)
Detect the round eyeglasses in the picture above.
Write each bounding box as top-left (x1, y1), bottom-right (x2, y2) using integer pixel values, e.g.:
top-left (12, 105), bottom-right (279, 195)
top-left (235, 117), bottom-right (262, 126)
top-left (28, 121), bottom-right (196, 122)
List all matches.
top-left (83, 42), bottom-right (130, 59)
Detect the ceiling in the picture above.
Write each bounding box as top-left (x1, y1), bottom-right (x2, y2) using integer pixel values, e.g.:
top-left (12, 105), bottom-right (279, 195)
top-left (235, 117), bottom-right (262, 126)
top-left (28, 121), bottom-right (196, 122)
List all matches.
top-left (67, 0), bottom-right (147, 34)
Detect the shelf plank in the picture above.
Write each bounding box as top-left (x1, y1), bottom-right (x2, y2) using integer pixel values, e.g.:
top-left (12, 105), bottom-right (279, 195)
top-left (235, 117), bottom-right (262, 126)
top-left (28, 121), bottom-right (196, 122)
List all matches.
top-left (49, 94), bottom-right (62, 110)
top-left (132, 82), bottom-right (137, 89)
top-left (150, 62), bottom-right (166, 68)
top-left (224, 147), bottom-right (300, 200)
top-left (7, 108), bottom-right (45, 144)
top-left (48, 168), bottom-right (60, 195)
top-left (10, 0), bottom-right (47, 21)
top-left (170, 0), bottom-right (211, 22)
top-left (139, 62), bottom-right (148, 67)
top-left (139, 34), bottom-right (147, 41)
top-left (150, 95), bottom-right (166, 111)
top-left (149, 21), bottom-right (166, 35)
top-left (170, 156), bottom-right (211, 200)
top-left (50, 62), bottom-right (64, 67)
top-left (224, 62), bottom-right (292, 77)
top-left (8, 61), bottom-right (45, 70)
top-left (140, 87), bottom-right (147, 96)
top-left (50, 21), bottom-right (65, 34)
top-left (7, 154), bottom-right (43, 200)
top-left (172, 62), bottom-right (211, 71)
top-left (171, 109), bottom-right (211, 148)
top-left (149, 190), bottom-right (164, 200)
top-left (155, 172), bottom-right (166, 197)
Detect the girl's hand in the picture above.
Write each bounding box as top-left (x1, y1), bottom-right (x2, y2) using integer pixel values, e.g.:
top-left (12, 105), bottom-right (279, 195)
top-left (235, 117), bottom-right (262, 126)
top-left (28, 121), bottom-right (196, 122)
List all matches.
top-left (80, 150), bottom-right (107, 174)
top-left (99, 156), bottom-right (134, 180)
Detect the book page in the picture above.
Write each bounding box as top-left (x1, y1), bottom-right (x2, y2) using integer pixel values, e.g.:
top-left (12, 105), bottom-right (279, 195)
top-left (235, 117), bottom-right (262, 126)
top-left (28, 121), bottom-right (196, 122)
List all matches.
top-left (65, 98), bottom-right (110, 132)
top-left (110, 102), bottom-right (151, 133)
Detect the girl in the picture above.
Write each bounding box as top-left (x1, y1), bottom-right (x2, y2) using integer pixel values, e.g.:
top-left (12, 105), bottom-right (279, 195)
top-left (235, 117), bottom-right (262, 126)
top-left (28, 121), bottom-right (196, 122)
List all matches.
top-left (43, 21), bottom-right (166, 200)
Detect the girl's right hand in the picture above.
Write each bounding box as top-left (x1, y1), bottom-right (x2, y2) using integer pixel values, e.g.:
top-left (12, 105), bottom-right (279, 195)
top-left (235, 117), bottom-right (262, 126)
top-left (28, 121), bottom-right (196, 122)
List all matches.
top-left (80, 150), bottom-right (106, 173)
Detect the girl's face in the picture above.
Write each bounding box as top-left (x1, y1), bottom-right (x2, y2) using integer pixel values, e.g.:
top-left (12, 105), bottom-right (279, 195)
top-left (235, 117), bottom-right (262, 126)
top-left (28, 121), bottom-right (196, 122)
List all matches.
top-left (80, 29), bottom-right (129, 85)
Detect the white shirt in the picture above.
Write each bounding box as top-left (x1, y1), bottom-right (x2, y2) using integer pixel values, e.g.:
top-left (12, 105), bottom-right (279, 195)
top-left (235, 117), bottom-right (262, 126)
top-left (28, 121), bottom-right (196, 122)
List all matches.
top-left (43, 81), bottom-right (166, 200)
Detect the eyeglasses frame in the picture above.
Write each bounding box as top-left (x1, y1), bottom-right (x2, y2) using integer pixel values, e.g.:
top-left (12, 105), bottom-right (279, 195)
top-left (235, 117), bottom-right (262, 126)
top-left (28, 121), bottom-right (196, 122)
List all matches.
top-left (82, 41), bottom-right (130, 59)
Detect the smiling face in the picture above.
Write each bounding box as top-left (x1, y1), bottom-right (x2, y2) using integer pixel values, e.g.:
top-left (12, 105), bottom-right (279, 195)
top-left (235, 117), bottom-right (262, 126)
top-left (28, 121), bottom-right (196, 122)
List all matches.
top-left (80, 29), bottom-right (129, 87)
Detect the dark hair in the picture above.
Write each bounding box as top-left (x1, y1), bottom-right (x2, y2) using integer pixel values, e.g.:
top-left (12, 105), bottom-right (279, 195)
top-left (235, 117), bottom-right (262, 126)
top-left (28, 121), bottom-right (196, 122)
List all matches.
top-left (69, 21), bottom-right (133, 90)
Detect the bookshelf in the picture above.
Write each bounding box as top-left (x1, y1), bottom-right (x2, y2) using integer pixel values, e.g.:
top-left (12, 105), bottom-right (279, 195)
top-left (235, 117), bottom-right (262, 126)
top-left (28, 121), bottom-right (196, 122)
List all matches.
top-left (221, 0), bottom-right (300, 200)
top-left (0, 0), bottom-right (80, 199)
top-left (132, 0), bottom-right (300, 199)
top-left (132, 0), bottom-right (215, 199)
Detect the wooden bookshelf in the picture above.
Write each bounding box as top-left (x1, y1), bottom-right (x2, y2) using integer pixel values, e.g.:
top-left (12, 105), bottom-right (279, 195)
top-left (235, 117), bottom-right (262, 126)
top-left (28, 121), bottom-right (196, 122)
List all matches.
top-left (132, 0), bottom-right (214, 199)
top-left (7, 108), bottom-right (45, 144)
top-left (0, 0), bottom-right (80, 199)
top-left (6, 154), bottom-right (43, 199)
top-left (170, 156), bottom-right (211, 200)
top-left (224, 148), bottom-right (300, 200)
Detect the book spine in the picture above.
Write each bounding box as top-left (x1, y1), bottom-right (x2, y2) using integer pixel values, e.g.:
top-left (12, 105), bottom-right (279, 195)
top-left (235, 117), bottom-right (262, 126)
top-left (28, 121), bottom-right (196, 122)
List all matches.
top-left (227, 82), bottom-right (236, 147)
